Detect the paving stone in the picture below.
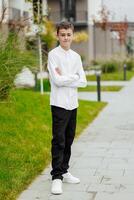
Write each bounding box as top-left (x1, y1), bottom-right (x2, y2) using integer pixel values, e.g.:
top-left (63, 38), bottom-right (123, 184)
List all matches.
top-left (95, 192), bottom-right (134, 200)
top-left (95, 169), bottom-right (124, 177)
top-left (87, 183), bottom-right (122, 193)
top-left (101, 176), bottom-right (134, 184)
top-left (48, 191), bottom-right (95, 200)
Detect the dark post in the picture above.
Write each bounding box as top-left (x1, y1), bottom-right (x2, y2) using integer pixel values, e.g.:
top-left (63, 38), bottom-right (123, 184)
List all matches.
top-left (96, 70), bottom-right (101, 101)
top-left (123, 64), bottom-right (127, 81)
top-left (34, 71), bottom-right (38, 91)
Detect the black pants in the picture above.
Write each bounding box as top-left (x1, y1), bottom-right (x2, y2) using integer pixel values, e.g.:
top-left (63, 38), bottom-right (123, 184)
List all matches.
top-left (51, 106), bottom-right (77, 180)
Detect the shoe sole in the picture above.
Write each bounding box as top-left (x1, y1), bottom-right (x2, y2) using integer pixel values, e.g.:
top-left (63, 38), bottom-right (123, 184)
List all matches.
top-left (63, 179), bottom-right (80, 184)
top-left (51, 191), bottom-right (62, 195)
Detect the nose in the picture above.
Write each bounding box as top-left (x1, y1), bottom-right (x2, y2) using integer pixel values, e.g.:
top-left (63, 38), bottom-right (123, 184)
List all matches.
top-left (64, 35), bottom-right (68, 40)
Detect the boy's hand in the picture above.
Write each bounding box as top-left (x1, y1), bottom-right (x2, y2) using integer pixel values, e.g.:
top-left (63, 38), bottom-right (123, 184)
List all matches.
top-left (55, 67), bottom-right (62, 75)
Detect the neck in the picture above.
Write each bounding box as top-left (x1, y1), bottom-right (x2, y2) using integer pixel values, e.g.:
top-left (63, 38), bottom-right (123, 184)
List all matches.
top-left (60, 45), bottom-right (70, 51)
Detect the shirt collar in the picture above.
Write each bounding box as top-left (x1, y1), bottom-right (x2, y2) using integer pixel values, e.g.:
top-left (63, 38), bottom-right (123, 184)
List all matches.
top-left (58, 45), bottom-right (70, 54)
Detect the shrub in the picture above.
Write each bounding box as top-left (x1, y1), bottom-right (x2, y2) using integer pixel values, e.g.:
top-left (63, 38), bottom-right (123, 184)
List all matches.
top-left (125, 60), bottom-right (134, 71)
top-left (101, 61), bottom-right (118, 73)
top-left (91, 60), bottom-right (99, 66)
top-left (0, 32), bottom-right (38, 100)
top-left (41, 19), bottom-right (57, 51)
top-left (73, 31), bottom-right (88, 43)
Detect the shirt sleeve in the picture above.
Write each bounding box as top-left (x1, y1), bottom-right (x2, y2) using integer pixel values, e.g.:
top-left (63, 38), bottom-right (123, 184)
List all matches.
top-left (47, 53), bottom-right (79, 87)
top-left (67, 55), bottom-right (87, 88)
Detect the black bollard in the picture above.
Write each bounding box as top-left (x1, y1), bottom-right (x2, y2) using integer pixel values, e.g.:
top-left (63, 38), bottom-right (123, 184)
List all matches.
top-left (95, 70), bottom-right (101, 101)
top-left (123, 64), bottom-right (127, 81)
top-left (34, 71), bottom-right (38, 91)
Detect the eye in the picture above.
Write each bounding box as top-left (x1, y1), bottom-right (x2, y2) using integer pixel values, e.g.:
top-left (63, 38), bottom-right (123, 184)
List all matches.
top-left (61, 33), bottom-right (66, 37)
top-left (67, 34), bottom-right (71, 36)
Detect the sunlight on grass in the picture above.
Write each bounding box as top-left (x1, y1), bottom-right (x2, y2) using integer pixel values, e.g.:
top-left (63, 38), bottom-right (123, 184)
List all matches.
top-left (78, 85), bottom-right (123, 92)
top-left (86, 71), bottom-right (134, 81)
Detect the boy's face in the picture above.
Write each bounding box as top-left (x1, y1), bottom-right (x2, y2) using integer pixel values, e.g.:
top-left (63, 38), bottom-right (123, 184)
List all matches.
top-left (57, 28), bottom-right (73, 50)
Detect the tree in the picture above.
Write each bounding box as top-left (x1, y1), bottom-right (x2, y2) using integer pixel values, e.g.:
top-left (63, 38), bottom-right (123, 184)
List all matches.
top-left (98, 5), bottom-right (110, 31)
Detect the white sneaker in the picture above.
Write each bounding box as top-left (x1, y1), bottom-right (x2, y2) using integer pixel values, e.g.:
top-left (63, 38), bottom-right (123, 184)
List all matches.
top-left (63, 172), bottom-right (80, 184)
top-left (51, 179), bottom-right (63, 195)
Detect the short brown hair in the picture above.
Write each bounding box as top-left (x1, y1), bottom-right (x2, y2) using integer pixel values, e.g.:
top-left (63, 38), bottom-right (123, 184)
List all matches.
top-left (56, 21), bottom-right (74, 34)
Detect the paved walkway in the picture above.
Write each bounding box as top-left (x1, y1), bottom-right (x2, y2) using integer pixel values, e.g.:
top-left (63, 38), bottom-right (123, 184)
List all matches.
top-left (78, 91), bottom-right (120, 103)
top-left (78, 80), bottom-right (129, 102)
top-left (18, 78), bottom-right (134, 200)
top-left (87, 80), bottom-right (129, 86)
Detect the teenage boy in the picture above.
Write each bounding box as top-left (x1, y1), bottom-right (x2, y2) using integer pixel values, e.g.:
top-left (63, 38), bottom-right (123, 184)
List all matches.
top-left (47, 21), bottom-right (87, 195)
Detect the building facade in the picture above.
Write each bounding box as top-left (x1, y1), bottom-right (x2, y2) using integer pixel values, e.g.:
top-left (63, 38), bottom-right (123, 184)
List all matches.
top-left (48, 0), bottom-right (134, 64)
top-left (1, 0), bottom-right (133, 63)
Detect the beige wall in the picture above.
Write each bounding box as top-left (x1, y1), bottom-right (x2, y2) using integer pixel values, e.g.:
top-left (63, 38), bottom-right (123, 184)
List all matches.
top-left (94, 27), bottom-right (127, 60)
top-left (71, 25), bottom-right (90, 66)
top-left (48, 0), bottom-right (60, 22)
top-left (76, 0), bottom-right (87, 22)
top-left (48, 0), bottom-right (60, 12)
top-left (76, 0), bottom-right (87, 11)
top-left (72, 35), bottom-right (89, 66)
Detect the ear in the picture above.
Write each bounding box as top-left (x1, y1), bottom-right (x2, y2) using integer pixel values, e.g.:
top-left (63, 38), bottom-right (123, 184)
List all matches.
top-left (56, 34), bottom-right (59, 41)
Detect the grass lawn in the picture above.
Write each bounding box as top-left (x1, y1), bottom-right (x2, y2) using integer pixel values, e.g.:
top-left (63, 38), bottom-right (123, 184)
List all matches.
top-left (78, 85), bottom-right (123, 92)
top-left (86, 71), bottom-right (134, 81)
top-left (0, 89), bottom-right (106, 200)
top-left (36, 80), bottom-right (123, 92)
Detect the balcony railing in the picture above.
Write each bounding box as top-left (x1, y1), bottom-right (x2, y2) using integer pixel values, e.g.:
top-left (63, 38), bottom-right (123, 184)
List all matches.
top-left (48, 10), bottom-right (88, 25)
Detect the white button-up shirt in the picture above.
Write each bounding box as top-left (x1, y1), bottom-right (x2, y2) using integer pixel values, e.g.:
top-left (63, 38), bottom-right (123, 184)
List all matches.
top-left (47, 45), bottom-right (87, 110)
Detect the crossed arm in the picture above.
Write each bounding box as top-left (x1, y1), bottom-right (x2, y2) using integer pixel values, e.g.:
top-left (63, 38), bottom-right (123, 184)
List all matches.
top-left (48, 53), bottom-right (87, 88)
